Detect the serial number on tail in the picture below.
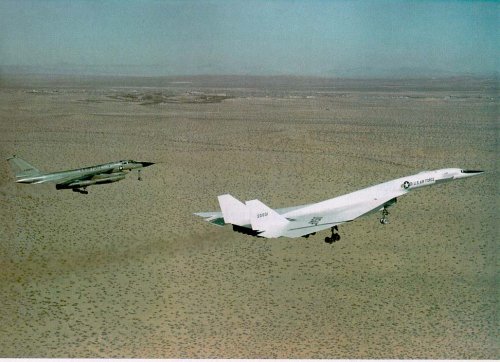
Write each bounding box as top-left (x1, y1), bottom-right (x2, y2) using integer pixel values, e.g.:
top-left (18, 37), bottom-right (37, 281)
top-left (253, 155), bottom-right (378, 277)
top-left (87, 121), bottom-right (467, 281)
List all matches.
top-left (257, 212), bottom-right (268, 218)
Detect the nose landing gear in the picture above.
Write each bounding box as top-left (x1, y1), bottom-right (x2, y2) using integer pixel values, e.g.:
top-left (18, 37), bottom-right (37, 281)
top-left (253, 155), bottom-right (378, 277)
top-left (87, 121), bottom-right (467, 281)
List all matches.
top-left (380, 207), bottom-right (389, 224)
top-left (324, 225), bottom-right (341, 244)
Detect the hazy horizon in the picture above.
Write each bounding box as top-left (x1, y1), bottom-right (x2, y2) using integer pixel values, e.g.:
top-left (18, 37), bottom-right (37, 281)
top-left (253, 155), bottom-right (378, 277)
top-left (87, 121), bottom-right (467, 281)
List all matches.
top-left (2, 64), bottom-right (498, 79)
top-left (1, 0), bottom-right (498, 78)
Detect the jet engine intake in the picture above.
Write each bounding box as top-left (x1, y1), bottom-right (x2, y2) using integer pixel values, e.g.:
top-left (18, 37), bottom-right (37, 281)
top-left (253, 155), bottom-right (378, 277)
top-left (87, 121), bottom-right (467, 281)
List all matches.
top-left (383, 197), bottom-right (397, 208)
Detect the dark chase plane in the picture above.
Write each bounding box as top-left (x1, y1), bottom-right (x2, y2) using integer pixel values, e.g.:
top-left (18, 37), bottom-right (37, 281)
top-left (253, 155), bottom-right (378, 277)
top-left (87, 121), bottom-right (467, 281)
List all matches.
top-left (7, 155), bottom-right (154, 194)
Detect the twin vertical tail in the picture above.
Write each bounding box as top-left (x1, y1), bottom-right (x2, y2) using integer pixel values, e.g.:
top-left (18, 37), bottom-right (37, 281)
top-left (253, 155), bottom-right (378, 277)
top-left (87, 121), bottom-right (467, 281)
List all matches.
top-left (246, 199), bottom-right (289, 238)
top-left (217, 194), bottom-right (289, 238)
top-left (218, 194), bottom-right (250, 226)
top-left (7, 155), bottom-right (42, 180)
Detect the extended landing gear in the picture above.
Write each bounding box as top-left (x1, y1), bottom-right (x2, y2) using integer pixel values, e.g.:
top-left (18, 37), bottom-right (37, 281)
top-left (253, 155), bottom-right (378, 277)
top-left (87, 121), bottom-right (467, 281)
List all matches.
top-left (324, 226), bottom-right (341, 244)
top-left (138, 169), bottom-right (142, 181)
top-left (380, 207), bottom-right (389, 224)
top-left (72, 187), bottom-right (88, 195)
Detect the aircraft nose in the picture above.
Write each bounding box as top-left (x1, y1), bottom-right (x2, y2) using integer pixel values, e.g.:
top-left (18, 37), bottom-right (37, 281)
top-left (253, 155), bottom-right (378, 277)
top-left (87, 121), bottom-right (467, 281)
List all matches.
top-left (141, 161), bottom-right (155, 168)
top-left (458, 170), bottom-right (484, 178)
top-left (461, 170), bottom-right (484, 174)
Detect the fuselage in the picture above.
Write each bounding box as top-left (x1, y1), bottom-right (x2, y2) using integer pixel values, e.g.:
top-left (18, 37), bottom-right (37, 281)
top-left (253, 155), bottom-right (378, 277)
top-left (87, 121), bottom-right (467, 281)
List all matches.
top-left (15, 160), bottom-right (149, 184)
top-left (283, 168), bottom-right (483, 220)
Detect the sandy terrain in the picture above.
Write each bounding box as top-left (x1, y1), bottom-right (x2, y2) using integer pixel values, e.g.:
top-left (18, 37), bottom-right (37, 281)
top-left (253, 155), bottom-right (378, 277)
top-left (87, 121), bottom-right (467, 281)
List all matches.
top-left (0, 75), bottom-right (497, 358)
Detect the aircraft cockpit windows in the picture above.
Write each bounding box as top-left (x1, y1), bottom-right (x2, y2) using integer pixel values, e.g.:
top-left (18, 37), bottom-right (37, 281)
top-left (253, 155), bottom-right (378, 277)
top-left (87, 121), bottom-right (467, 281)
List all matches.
top-left (461, 169), bottom-right (483, 174)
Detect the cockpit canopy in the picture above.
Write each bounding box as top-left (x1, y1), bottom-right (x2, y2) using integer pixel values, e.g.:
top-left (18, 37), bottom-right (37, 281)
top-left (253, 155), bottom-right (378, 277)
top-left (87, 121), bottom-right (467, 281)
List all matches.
top-left (461, 169), bottom-right (483, 174)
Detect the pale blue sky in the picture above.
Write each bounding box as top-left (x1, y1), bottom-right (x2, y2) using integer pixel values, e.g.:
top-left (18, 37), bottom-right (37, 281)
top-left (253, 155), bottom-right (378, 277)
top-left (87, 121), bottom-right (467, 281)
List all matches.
top-left (1, 0), bottom-right (498, 76)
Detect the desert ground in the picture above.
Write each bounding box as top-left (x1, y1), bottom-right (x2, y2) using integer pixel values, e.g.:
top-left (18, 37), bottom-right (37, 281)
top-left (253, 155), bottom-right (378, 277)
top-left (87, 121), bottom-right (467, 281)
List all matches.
top-left (0, 74), bottom-right (497, 358)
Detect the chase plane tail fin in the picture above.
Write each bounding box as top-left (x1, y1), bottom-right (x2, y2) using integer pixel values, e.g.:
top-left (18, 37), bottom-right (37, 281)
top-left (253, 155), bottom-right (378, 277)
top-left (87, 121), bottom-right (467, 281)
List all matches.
top-left (7, 155), bottom-right (42, 179)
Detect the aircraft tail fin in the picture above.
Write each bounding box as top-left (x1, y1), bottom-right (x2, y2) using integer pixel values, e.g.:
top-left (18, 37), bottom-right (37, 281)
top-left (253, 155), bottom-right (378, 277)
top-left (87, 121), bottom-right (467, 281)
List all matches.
top-left (246, 199), bottom-right (289, 238)
top-left (217, 194), bottom-right (250, 226)
top-left (6, 155), bottom-right (42, 179)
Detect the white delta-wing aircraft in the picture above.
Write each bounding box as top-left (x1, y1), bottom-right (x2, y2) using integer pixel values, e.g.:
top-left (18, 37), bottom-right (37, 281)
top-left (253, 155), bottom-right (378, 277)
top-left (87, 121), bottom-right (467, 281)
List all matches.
top-left (195, 168), bottom-right (484, 243)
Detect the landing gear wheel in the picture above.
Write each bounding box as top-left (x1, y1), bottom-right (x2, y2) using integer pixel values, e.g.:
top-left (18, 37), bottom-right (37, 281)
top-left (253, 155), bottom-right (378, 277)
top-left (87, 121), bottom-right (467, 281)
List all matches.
top-left (325, 226), bottom-right (340, 244)
top-left (379, 207), bottom-right (389, 225)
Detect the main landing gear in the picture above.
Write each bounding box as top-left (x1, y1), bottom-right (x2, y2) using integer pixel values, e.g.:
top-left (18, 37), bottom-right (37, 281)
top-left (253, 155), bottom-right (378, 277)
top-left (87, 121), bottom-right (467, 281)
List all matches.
top-left (72, 187), bottom-right (88, 195)
top-left (324, 226), bottom-right (340, 244)
top-left (322, 206), bottom-right (391, 244)
top-left (380, 207), bottom-right (389, 225)
top-left (138, 169), bottom-right (142, 181)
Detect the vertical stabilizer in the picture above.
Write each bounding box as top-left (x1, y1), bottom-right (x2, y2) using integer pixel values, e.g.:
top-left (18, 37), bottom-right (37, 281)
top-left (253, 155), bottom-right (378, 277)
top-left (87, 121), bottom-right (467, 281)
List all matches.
top-left (246, 199), bottom-right (289, 238)
top-left (218, 194), bottom-right (250, 226)
top-left (6, 155), bottom-right (42, 179)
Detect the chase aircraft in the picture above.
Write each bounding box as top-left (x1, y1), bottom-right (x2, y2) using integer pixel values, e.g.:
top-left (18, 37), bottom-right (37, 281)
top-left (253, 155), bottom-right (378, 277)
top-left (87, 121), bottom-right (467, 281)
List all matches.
top-left (195, 168), bottom-right (483, 243)
top-left (7, 155), bottom-right (154, 194)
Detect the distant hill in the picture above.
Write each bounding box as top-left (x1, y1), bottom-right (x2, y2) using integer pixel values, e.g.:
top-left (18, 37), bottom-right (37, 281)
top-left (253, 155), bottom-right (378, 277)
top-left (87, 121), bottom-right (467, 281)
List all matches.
top-left (1, 64), bottom-right (498, 80)
top-left (325, 66), bottom-right (499, 79)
